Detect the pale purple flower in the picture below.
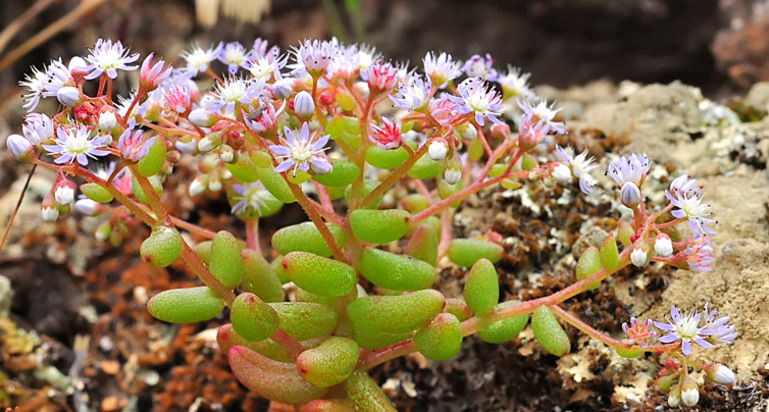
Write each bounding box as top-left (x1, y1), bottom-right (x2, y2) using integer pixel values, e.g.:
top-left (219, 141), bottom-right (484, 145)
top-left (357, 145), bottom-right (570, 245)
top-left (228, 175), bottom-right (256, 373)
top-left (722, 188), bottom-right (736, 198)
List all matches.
top-left (203, 76), bottom-right (266, 114)
top-left (461, 53), bottom-right (499, 82)
top-left (683, 235), bottom-right (715, 272)
top-left (556, 145), bottom-right (597, 194)
top-left (19, 66), bottom-right (47, 111)
top-left (231, 181), bottom-right (279, 217)
top-left (83, 39), bottom-right (140, 80)
top-left (117, 128), bottom-right (156, 162)
top-left (498, 66), bottom-right (534, 99)
top-left (446, 76), bottom-right (504, 126)
top-left (269, 123), bottom-right (331, 176)
top-left (607, 153), bottom-right (651, 188)
top-left (325, 44), bottom-right (360, 79)
top-left (666, 175), bottom-right (715, 236)
top-left (423, 51), bottom-right (462, 89)
top-left (389, 75), bottom-right (432, 111)
top-left (180, 43), bottom-right (223, 77)
top-left (42, 59), bottom-right (75, 98)
top-left (43, 126), bottom-right (110, 166)
top-left (22, 113), bottom-right (54, 145)
top-left (518, 99), bottom-right (567, 135)
top-left (700, 305), bottom-right (738, 345)
top-left (289, 39), bottom-right (340, 76)
top-left (244, 100), bottom-right (286, 134)
top-left (218, 42), bottom-right (252, 74)
top-left (654, 305), bottom-right (715, 356)
top-left (251, 38), bottom-right (271, 59)
top-left (139, 53), bottom-right (172, 91)
top-left (361, 60), bottom-right (400, 93)
top-left (6, 134), bottom-right (33, 160)
top-left (247, 50), bottom-right (288, 81)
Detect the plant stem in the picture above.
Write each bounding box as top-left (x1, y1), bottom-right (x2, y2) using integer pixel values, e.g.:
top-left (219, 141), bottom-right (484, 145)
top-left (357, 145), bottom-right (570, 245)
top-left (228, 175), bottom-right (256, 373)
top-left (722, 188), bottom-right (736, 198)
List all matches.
top-left (357, 339), bottom-right (416, 371)
top-left (359, 143), bottom-right (429, 209)
top-left (179, 241), bottom-right (236, 306)
top-left (246, 219), bottom-right (261, 254)
top-left (270, 330), bottom-right (306, 360)
top-left (287, 182), bottom-right (347, 263)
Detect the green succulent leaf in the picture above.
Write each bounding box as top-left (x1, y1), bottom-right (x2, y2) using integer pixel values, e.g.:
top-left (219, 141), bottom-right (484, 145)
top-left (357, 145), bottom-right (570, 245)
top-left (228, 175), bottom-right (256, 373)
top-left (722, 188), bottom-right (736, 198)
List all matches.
top-left (229, 345), bottom-right (327, 404)
top-left (448, 239), bottom-right (504, 268)
top-left (312, 158), bottom-right (361, 187)
top-left (365, 145), bottom-right (410, 169)
top-left (296, 337), bottom-right (359, 387)
top-left (405, 224), bottom-right (439, 266)
top-left (80, 182), bottom-right (113, 203)
top-left (209, 230), bottom-right (245, 289)
top-left (600, 234), bottom-right (619, 271)
top-left (344, 371), bottom-right (397, 411)
top-left (359, 247), bottom-right (436, 291)
top-left (270, 302), bottom-right (339, 340)
top-left (464, 258), bottom-right (499, 316)
top-left (257, 166), bottom-right (296, 203)
top-left (241, 250), bottom-right (285, 303)
top-left (137, 137), bottom-right (166, 177)
top-left (531, 306), bottom-right (571, 357)
top-left (148, 286), bottom-right (224, 323)
top-left (350, 209), bottom-right (411, 244)
top-left (413, 313), bottom-right (463, 361)
top-left (272, 222), bottom-right (347, 258)
top-left (576, 246), bottom-right (602, 290)
top-left (477, 301), bottom-right (529, 343)
top-left (140, 226), bottom-right (182, 268)
top-left (282, 252), bottom-right (356, 298)
top-left (226, 154), bottom-right (260, 183)
top-left (230, 292), bottom-right (279, 342)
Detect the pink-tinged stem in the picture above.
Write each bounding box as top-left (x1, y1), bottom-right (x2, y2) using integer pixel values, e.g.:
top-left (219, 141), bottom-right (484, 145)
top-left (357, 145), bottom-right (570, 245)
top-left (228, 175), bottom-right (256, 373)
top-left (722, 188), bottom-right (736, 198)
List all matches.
top-left (287, 181), bottom-right (347, 263)
top-left (313, 181), bottom-right (334, 211)
top-left (246, 219), bottom-right (261, 254)
top-left (360, 143), bottom-right (430, 209)
top-left (179, 241), bottom-right (236, 307)
top-left (269, 330), bottom-right (305, 360)
top-left (307, 198), bottom-right (347, 228)
top-left (548, 304), bottom-right (627, 349)
top-left (437, 209), bottom-right (454, 258)
top-left (169, 215), bottom-right (217, 240)
top-left (357, 339), bottom-right (415, 371)
top-left (475, 124), bottom-right (493, 157)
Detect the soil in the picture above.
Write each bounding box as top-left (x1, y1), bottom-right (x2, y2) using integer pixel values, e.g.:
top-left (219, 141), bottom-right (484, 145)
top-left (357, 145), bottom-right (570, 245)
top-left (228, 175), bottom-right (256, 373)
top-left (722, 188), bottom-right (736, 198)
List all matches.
top-left (2, 1), bottom-right (769, 411)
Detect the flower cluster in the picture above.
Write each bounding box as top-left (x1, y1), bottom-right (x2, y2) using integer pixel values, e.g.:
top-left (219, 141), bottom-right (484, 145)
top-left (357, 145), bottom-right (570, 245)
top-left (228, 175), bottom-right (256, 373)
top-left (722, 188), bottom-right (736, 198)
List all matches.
top-left (4, 37), bottom-right (738, 410)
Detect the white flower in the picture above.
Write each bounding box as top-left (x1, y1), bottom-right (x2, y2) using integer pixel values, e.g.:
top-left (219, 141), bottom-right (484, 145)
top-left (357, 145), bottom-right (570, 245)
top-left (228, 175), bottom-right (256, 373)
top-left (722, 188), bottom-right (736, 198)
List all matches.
top-left (631, 248), bottom-right (648, 267)
top-left (551, 164), bottom-right (572, 183)
top-left (428, 140), bottom-right (448, 161)
top-left (654, 235), bottom-right (674, 257)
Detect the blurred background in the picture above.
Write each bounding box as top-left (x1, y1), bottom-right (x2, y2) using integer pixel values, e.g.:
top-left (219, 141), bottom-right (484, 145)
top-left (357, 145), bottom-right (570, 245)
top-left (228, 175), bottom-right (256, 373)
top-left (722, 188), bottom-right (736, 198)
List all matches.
top-left (2, 0), bottom-right (769, 106)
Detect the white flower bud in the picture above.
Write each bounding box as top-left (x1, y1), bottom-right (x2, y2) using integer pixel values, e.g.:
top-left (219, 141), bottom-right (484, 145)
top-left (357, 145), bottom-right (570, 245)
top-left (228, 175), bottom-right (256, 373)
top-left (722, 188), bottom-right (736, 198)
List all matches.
top-left (175, 138), bottom-right (198, 154)
top-left (445, 168), bottom-right (462, 185)
top-left (41, 205), bottom-right (59, 222)
top-left (454, 123), bottom-right (477, 141)
top-left (428, 140), bottom-right (448, 161)
top-left (99, 111), bottom-right (118, 131)
top-left (310, 158), bottom-right (333, 175)
top-left (6, 134), bottom-right (34, 160)
top-left (552, 164), bottom-right (572, 183)
top-left (189, 108), bottom-right (216, 127)
top-left (271, 79), bottom-right (293, 99)
top-left (56, 86), bottom-right (81, 106)
top-left (189, 178), bottom-right (206, 197)
top-left (54, 186), bottom-right (74, 206)
top-left (667, 394), bottom-right (681, 408)
top-left (219, 145), bottom-right (235, 163)
top-left (198, 137), bottom-right (215, 153)
top-left (293, 91), bottom-right (315, 120)
top-left (208, 178), bottom-right (222, 192)
top-left (681, 386), bottom-right (699, 407)
top-left (654, 235), bottom-right (673, 257)
top-left (631, 247), bottom-right (649, 267)
top-left (706, 364), bottom-right (736, 385)
top-left (68, 56), bottom-right (88, 70)
top-left (75, 198), bottom-right (98, 216)
top-left (619, 182), bottom-right (642, 208)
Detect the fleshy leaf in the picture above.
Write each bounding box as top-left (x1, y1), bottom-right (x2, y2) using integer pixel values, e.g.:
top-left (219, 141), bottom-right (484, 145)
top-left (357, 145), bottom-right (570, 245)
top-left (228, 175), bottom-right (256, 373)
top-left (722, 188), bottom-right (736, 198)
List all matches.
top-left (312, 158), bottom-right (361, 187)
top-left (413, 313), bottom-right (463, 361)
top-left (359, 247), bottom-right (436, 291)
top-left (531, 306), bottom-right (571, 357)
top-left (272, 222), bottom-right (347, 258)
top-left (136, 137), bottom-right (166, 177)
top-left (344, 371), bottom-right (397, 411)
top-left (350, 209), bottom-right (411, 244)
top-left (448, 239), bottom-right (504, 268)
top-left (231, 292), bottom-right (279, 342)
top-left (242, 250), bottom-right (284, 303)
top-left (405, 224), bottom-right (439, 266)
top-left (209, 230), bottom-right (245, 289)
top-left (282, 252), bottom-right (356, 298)
top-left (365, 145), bottom-right (410, 169)
top-left (226, 154), bottom-right (260, 183)
top-left (296, 337), bottom-right (359, 387)
top-left (229, 345), bottom-right (326, 404)
top-left (257, 165), bottom-right (296, 203)
top-left (464, 258), bottom-right (499, 316)
top-left (576, 246), bottom-right (602, 290)
top-left (148, 286), bottom-right (224, 323)
top-left (80, 182), bottom-right (113, 203)
top-left (600, 234), bottom-right (619, 271)
top-left (477, 301), bottom-right (529, 343)
top-left (140, 226), bottom-right (182, 268)
top-left (270, 302), bottom-right (339, 340)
